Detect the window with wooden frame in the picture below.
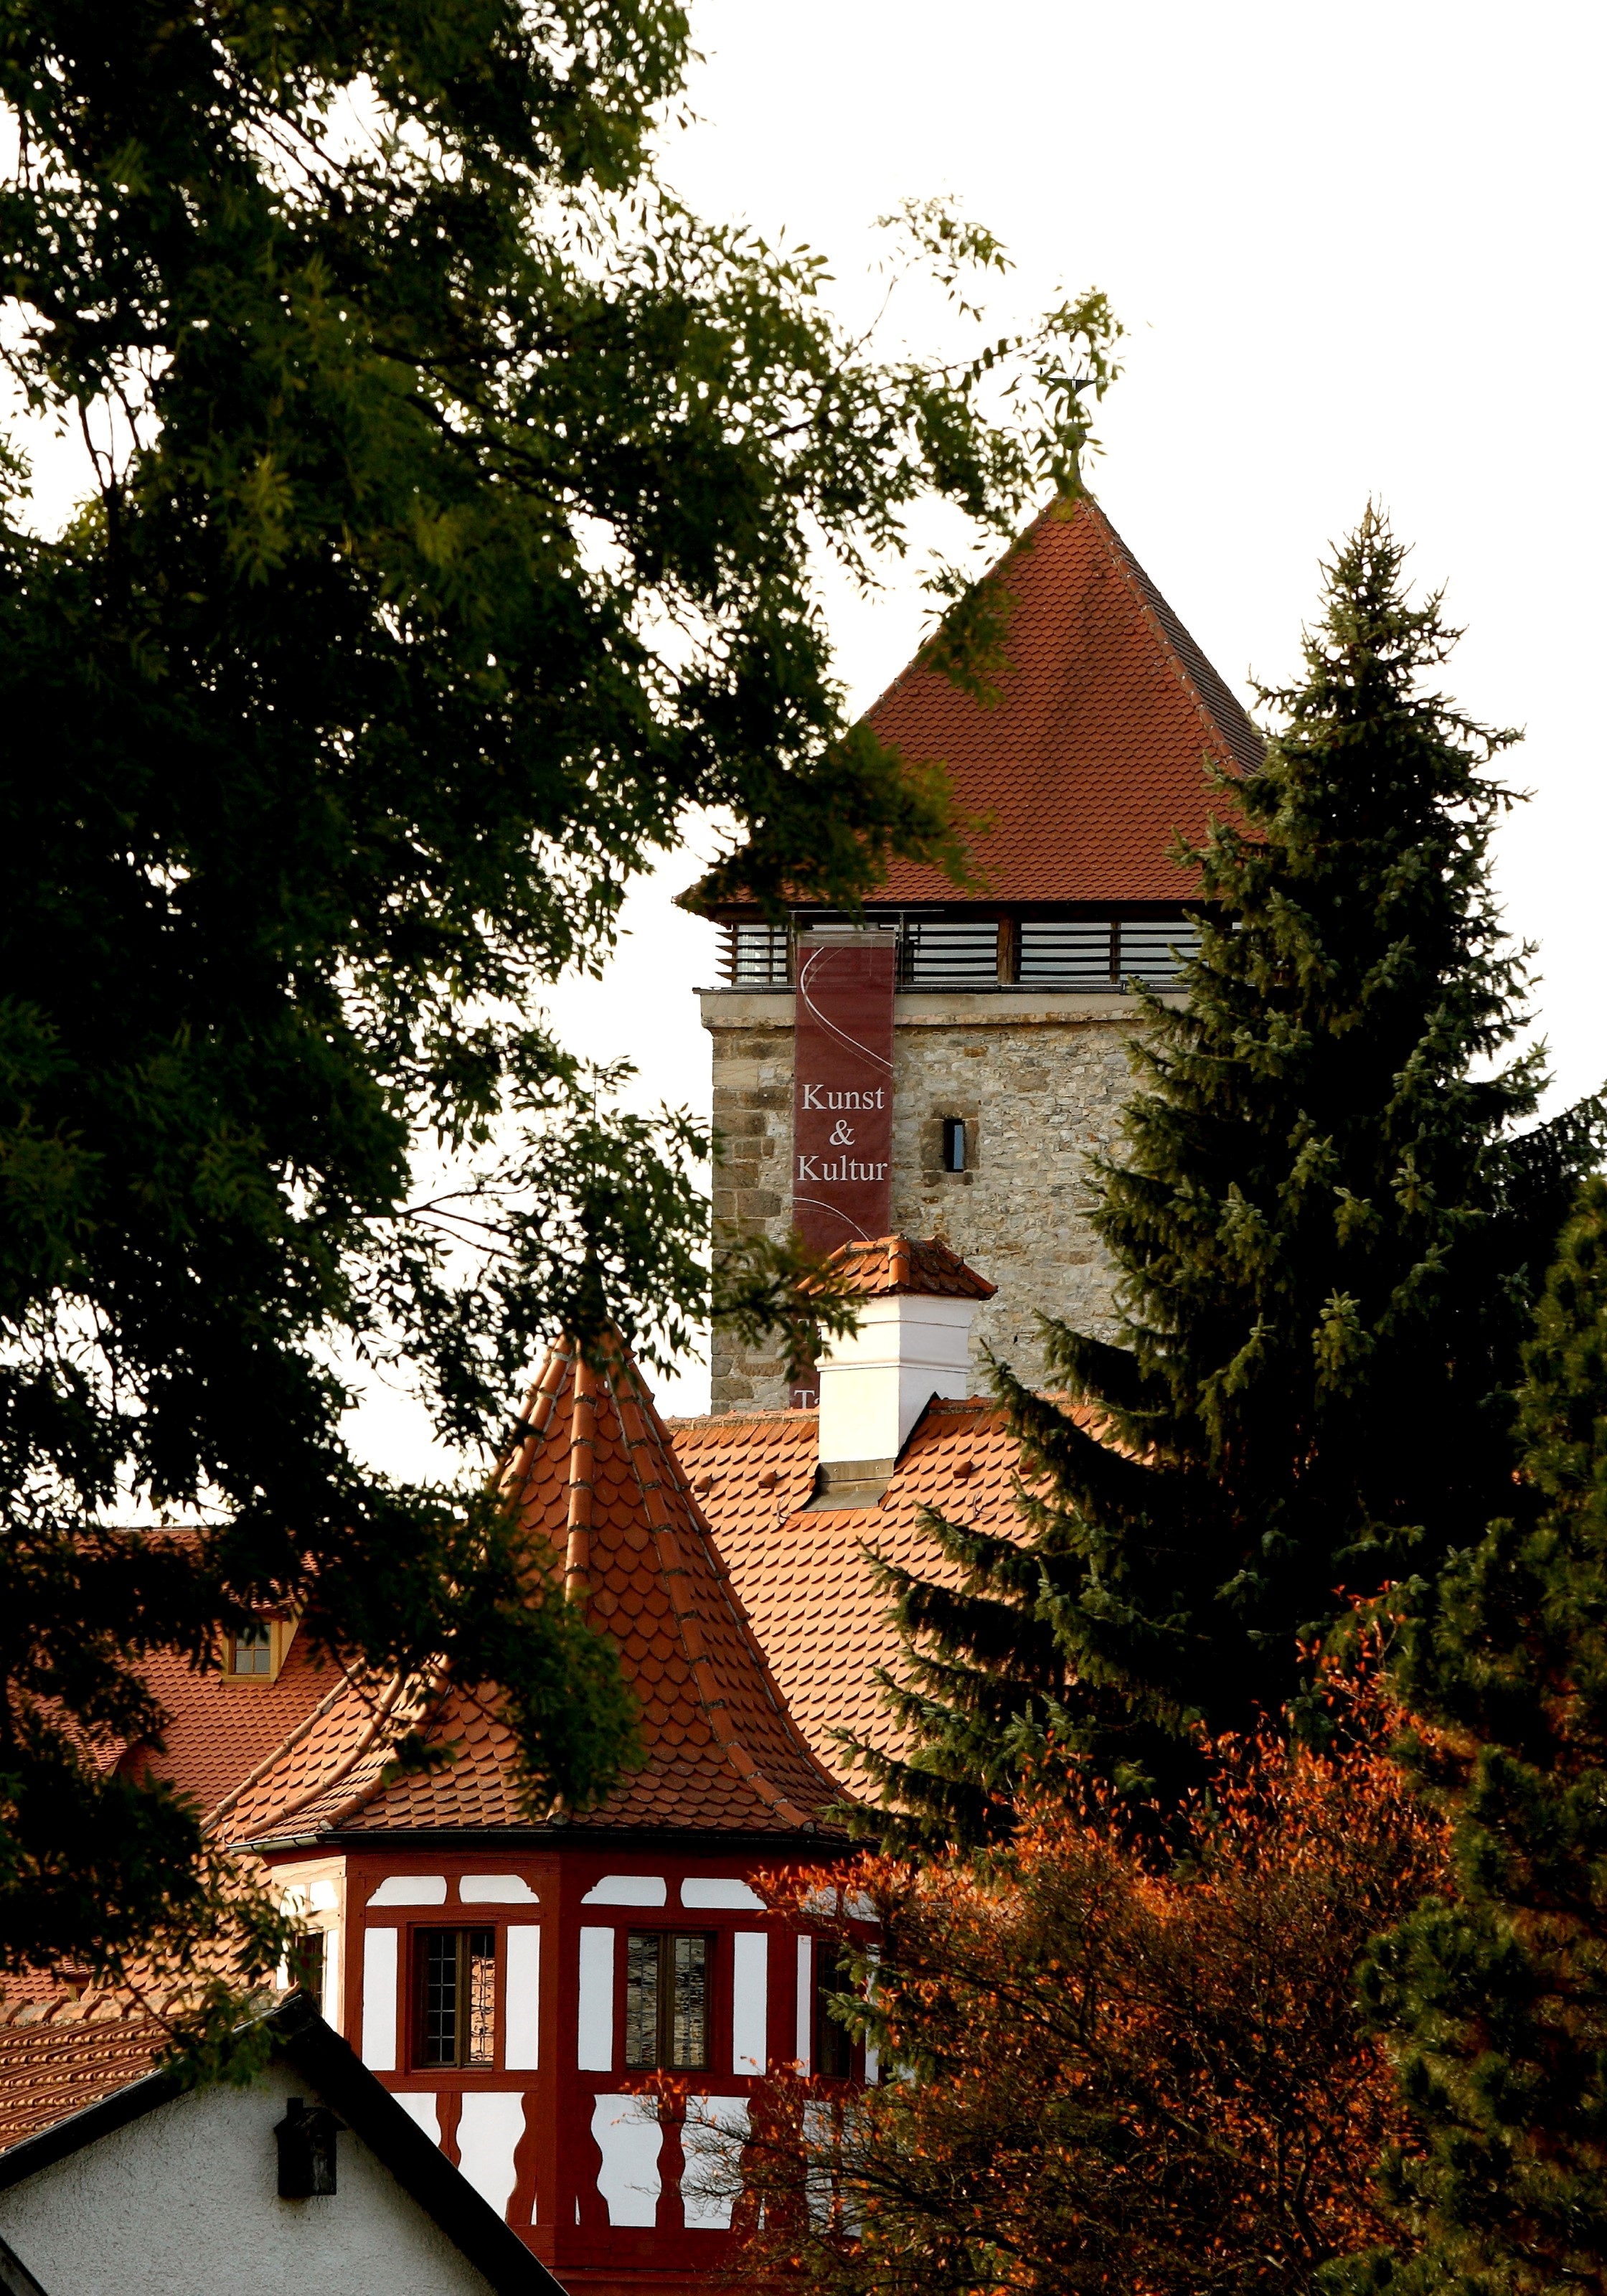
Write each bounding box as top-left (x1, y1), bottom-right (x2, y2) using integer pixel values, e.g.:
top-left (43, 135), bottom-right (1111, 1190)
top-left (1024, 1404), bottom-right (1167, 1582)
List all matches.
top-left (814, 1942), bottom-right (855, 2079)
top-left (624, 1931), bottom-right (713, 2071)
top-left (221, 1616), bottom-right (297, 1683)
top-left (415, 1929), bottom-right (497, 2069)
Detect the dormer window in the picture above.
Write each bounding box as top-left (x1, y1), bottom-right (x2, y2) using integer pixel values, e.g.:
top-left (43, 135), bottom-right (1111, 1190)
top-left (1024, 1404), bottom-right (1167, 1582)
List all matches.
top-left (221, 1616), bottom-right (296, 1683)
top-left (230, 1625), bottom-right (273, 1675)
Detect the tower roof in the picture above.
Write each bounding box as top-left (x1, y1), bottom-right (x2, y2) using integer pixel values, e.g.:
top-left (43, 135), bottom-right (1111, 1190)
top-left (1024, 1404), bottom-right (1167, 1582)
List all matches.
top-left (220, 1337), bottom-right (841, 1848)
top-left (861, 494), bottom-right (1260, 905)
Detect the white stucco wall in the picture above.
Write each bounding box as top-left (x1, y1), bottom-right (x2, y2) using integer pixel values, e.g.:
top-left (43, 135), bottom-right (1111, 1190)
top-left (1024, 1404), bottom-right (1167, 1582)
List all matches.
top-left (0, 2059), bottom-right (500, 2296)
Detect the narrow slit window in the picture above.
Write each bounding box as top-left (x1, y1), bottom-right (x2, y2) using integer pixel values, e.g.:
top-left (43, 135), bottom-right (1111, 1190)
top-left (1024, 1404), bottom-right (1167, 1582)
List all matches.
top-left (941, 1118), bottom-right (967, 1173)
top-left (416, 1928), bottom-right (496, 2069)
top-left (624, 1931), bottom-right (712, 2070)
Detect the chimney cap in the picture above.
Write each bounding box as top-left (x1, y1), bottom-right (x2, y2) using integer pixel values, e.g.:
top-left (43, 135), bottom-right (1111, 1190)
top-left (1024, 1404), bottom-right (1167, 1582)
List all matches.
top-left (808, 1234), bottom-right (996, 1303)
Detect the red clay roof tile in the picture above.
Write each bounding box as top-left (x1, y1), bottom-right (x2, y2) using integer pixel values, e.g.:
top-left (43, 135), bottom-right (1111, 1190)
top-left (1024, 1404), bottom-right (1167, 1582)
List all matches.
top-left (813, 1235), bottom-right (996, 1300)
top-left (667, 1395), bottom-right (1080, 1785)
top-left (861, 496), bottom-right (1259, 903)
top-left (697, 495), bottom-right (1257, 913)
top-left (0, 2015), bottom-right (166, 2151)
top-left (227, 1340), bottom-right (843, 1847)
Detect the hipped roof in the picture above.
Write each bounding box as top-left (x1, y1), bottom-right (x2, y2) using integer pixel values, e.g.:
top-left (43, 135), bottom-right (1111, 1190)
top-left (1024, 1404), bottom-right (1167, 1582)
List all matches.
top-left (705, 494), bottom-right (1261, 913)
top-left (812, 1234), bottom-right (997, 1301)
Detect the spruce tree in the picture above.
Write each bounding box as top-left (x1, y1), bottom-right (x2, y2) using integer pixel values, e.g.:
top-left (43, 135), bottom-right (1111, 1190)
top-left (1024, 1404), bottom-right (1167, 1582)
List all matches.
top-left (859, 509), bottom-right (1603, 1839)
top-left (1335, 1177), bottom-right (1607, 2296)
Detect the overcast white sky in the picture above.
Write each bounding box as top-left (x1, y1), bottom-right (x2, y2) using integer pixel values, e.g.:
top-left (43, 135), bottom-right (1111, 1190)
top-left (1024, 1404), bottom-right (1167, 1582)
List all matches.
top-left (506, 0), bottom-right (1607, 1437)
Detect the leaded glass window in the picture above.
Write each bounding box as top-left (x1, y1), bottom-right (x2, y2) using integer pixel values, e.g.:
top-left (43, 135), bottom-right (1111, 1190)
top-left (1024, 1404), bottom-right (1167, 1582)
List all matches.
top-left (416, 1928), bottom-right (496, 2068)
top-left (624, 1930), bottom-right (712, 2070)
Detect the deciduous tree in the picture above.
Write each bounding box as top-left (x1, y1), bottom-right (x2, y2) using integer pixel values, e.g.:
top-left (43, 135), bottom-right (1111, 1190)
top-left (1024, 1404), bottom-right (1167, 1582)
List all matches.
top-left (0, 0), bottom-right (1116, 1990)
top-left (736, 1711), bottom-right (1443, 2296)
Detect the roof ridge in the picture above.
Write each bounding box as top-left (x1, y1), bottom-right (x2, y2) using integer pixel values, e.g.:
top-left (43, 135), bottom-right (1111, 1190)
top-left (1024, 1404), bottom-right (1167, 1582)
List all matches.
top-left (1089, 500), bottom-right (1264, 782)
top-left (224, 1672), bottom-right (420, 1843)
top-left (850, 494), bottom-right (1065, 730)
top-left (608, 1358), bottom-right (834, 1830)
top-left (208, 1665), bottom-right (372, 1828)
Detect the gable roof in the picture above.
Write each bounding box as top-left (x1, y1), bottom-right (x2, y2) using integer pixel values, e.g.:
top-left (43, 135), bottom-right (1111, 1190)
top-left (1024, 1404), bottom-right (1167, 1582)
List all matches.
top-left (0, 2014), bottom-right (168, 2156)
top-left (227, 1339), bottom-right (842, 1849)
top-left (668, 1393), bottom-right (1070, 1784)
top-left (0, 1993), bottom-right (560, 2296)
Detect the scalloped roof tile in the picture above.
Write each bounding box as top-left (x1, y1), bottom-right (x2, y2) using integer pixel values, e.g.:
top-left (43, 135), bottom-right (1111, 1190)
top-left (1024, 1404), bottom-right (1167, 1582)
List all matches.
top-left (666, 1395), bottom-right (1083, 1784)
top-left (227, 1340), bottom-right (842, 1847)
top-left (814, 1235), bottom-right (996, 1300)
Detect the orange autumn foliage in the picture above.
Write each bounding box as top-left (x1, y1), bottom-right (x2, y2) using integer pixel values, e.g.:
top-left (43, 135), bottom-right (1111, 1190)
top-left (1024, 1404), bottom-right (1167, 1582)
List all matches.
top-left (737, 1712), bottom-right (1444, 2296)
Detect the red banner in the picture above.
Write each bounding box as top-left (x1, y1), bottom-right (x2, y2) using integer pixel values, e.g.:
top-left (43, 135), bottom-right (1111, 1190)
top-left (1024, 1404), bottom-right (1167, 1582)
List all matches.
top-left (789, 934), bottom-right (895, 1406)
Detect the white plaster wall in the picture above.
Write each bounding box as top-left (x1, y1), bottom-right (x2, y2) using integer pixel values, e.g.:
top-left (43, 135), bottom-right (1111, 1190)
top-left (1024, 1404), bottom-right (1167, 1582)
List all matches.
top-left (0, 2059), bottom-right (499, 2296)
top-left (816, 1293), bottom-right (976, 1462)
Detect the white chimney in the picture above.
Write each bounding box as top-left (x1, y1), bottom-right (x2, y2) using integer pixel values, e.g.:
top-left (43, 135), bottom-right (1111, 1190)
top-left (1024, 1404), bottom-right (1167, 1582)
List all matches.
top-left (811, 1238), bottom-right (994, 1504)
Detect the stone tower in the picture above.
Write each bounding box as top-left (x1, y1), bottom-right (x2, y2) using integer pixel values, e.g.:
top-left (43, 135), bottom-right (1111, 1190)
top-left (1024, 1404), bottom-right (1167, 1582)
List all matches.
top-left (695, 497), bottom-right (1263, 1413)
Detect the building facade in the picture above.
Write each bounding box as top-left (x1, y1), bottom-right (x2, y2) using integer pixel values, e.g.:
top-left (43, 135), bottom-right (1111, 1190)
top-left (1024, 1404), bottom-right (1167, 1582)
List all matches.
top-left (697, 494), bottom-right (1262, 1409)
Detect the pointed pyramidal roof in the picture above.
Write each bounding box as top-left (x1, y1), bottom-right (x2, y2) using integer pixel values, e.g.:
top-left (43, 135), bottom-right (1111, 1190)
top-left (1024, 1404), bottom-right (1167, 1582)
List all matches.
top-left (859, 494), bottom-right (1262, 905)
top-left (220, 1337), bottom-right (841, 1849)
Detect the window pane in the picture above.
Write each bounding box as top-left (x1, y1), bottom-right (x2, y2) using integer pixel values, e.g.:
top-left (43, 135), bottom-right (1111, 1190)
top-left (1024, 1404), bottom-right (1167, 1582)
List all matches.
top-left (625, 1932), bottom-right (661, 2069)
top-left (670, 1934), bottom-right (709, 2070)
top-left (815, 1945), bottom-right (853, 2078)
top-left (232, 1625), bottom-right (273, 1674)
top-left (293, 1930), bottom-right (326, 2005)
top-left (420, 1930), bottom-right (458, 2068)
top-left (467, 1929), bottom-right (496, 2066)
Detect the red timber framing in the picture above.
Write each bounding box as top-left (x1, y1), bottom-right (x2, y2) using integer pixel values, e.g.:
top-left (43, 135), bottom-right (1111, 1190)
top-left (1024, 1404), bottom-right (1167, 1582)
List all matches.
top-left (312, 1841), bottom-right (875, 2292)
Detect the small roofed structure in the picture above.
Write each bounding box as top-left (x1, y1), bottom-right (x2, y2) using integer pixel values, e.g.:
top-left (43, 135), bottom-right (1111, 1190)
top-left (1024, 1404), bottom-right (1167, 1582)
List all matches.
top-left (810, 1235), bottom-right (999, 1500)
top-left (811, 1234), bottom-right (998, 1301)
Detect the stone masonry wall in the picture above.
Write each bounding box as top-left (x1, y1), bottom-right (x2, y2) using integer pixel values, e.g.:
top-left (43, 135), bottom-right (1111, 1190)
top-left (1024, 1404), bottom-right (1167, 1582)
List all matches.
top-left (703, 987), bottom-right (1146, 1412)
